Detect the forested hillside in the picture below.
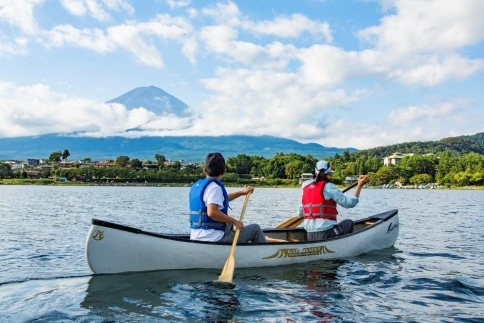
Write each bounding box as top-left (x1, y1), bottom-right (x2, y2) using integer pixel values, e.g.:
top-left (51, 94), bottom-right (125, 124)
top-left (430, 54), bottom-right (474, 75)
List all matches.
top-left (353, 132), bottom-right (484, 159)
top-left (1, 132), bottom-right (483, 188)
top-left (324, 132), bottom-right (484, 188)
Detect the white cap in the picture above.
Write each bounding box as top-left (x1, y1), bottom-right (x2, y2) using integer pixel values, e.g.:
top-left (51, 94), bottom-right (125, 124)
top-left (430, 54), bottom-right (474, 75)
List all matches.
top-left (315, 160), bottom-right (333, 175)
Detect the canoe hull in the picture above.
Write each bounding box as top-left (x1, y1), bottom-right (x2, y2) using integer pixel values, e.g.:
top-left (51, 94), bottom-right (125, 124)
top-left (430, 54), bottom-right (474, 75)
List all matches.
top-left (86, 209), bottom-right (399, 274)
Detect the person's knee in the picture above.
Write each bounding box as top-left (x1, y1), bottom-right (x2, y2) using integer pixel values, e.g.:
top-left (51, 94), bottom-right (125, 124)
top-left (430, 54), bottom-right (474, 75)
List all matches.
top-left (248, 223), bottom-right (266, 242)
top-left (246, 223), bottom-right (262, 232)
top-left (340, 219), bottom-right (354, 234)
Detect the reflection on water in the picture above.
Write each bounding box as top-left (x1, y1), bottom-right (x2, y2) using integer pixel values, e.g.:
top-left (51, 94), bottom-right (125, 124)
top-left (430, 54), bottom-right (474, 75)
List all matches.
top-left (81, 258), bottom-right (378, 322)
top-left (81, 269), bottom-right (246, 321)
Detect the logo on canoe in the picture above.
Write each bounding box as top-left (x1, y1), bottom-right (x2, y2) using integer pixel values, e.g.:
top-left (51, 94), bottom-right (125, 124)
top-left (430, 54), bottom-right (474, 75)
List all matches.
top-left (92, 230), bottom-right (104, 240)
top-left (263, 246), bottom-right (334, 259)
top-left (387, 222), bottom-right (399, 234)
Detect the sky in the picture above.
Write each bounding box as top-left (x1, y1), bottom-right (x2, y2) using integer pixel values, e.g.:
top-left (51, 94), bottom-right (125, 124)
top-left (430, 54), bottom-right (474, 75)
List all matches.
top-left (0, 0), bottom-right (483, 150)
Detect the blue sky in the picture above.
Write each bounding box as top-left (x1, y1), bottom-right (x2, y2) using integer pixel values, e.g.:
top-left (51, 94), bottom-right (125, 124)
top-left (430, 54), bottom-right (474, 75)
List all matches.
top-left (0, 0), bottom-right (483, 150)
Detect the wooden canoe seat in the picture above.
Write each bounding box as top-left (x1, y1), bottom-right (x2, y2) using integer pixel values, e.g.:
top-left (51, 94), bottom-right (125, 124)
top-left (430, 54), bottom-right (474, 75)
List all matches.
top-left (265, 236), bottom-right (299, 243)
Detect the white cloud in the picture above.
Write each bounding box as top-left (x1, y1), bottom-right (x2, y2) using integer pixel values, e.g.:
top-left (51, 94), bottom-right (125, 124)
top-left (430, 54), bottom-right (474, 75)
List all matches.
top-left (356, 0), bottom-right (484, 85)
top-left (47, 27), bottom-right (148, 67)
top-left (0, 35), bottom-right (28, 55)
top-left (0, 0), bottom-right (482, 150)
top-left (359, 0), bottom-right (484, 54)
top-left (103, 0), bottom-right (134, 13)
top-left (44, 24), bottom-right (116, 52)
top-left (0, 82), bottom-right (196, 138)
top-left (108, 23), bottom-right (164, 67)
top-left (166, 0), bottom-right (190, 9)
top-left (200, 1), bottom-right (241, 27)
top-left (198, 25), bottom-right (297, 68)
top-left (197, 67), bottom-right (361, 139)
top-left (138, 14), bottom-right (192, 39)
top-left (60, 0), bottom-right (134, 21)
top-left (0, 0), bottom-right (42, 34)
top-left (297, 45), bottom-right (361, 86)
top-left (388, 54), bottom-right (484, 86)
top-left (388, 103), bottom-right (456, 124)
top-left (41, 13), bottom-right (194, 67)
top-left (199, 25), bottom-right (237, 55)
top-left (181, 36), bottom-right (198, 64)
top-left (60, 0), bottom-right (90, 17)
top-left (242, 13), bottom-right (332, 41)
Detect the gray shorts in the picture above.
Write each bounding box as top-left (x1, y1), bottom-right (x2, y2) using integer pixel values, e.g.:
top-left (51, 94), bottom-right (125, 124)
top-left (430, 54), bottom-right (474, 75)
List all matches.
top-left (220, 223), bottom-right (266, 243)
top-left (307, 219), bottom-right (354, 241)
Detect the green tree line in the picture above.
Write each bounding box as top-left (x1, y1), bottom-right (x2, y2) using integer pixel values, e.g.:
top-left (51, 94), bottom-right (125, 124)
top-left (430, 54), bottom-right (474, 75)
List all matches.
top-left (328, 150), bottom-right (483, 187)
top-left (355, 132), bottom-right (484, 159)
top-left (1, 150), bottom-right (483, 188)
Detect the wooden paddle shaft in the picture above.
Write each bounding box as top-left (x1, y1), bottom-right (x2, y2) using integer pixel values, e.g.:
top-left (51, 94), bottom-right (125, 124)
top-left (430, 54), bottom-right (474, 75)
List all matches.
top-left (342, 180), bottom-right (359, 193)
top-left (238, 192), bottom-right (251, 223)
top-left (229, 192), bottom-right (251, 249)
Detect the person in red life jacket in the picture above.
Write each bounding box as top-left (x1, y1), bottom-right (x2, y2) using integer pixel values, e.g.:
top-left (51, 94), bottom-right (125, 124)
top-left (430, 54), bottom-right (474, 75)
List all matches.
top-left (299, 160), bottom-right (370, 241)
top-left (189, 152), bottom-right (266, 243)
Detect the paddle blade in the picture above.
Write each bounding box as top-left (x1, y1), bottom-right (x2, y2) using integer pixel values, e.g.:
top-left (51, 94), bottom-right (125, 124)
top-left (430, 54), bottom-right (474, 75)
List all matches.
top-left (287, 217), bottom-right (303, 228)
top-left (218, 255), bottom-right (235, 283)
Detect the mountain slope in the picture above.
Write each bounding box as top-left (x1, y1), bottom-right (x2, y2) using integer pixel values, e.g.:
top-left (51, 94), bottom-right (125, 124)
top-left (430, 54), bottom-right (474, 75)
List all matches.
top-left (0, 135), bottom-right (355, 161)
top-left (106, 86), bottom-right (192, 117)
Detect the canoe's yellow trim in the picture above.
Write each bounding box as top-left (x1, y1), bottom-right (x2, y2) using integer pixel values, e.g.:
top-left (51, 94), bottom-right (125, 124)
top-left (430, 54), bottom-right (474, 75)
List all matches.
top-left (265, 236), bottom-right (300, 243)
top-left (263, 245), bottom-right (334, 259)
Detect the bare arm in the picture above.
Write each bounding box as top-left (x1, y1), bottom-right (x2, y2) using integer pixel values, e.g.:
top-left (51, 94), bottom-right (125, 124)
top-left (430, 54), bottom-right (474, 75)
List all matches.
top-left (353, 175), bottom-right (370, 198)
top-left (227, 186), bottom-right (254, 201)
top-left (329, 175), bottom-right (370, 208)
top-left (206, 203), bottom-right (243, 230)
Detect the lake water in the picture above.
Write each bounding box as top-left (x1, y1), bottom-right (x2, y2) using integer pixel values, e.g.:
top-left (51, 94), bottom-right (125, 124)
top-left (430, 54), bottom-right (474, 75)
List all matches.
top-left (0, 185), bottom-right (482, 322)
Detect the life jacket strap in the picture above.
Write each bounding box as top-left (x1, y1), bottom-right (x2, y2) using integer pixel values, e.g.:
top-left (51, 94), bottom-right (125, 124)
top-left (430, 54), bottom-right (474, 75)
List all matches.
top-left (302, 203), bottom-right (337, 221)
top-left (189, 210), bottom-right (225, 228)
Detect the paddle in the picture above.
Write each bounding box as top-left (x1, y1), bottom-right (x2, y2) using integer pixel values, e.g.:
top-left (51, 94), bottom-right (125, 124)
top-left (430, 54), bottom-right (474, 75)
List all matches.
top-left (276, 181), bottom-right (360, 229)
top-left (217, 192), bottom-right (251, 285)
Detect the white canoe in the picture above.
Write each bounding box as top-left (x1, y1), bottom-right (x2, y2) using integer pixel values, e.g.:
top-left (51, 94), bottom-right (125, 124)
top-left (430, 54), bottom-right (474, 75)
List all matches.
top-left (85, 209), bottom-right (399, 274)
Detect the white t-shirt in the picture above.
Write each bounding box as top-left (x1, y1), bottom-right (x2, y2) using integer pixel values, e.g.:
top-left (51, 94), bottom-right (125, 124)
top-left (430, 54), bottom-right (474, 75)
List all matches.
top-left (190, 181), bottom-right (226, 242)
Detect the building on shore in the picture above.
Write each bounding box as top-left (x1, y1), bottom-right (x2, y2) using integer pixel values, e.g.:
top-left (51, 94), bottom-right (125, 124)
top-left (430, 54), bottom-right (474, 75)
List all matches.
top-left (383, 152), bottom-right (414, 166)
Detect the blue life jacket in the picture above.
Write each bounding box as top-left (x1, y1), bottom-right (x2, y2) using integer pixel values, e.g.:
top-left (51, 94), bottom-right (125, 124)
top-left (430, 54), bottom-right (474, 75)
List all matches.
top-left (189, 178), bottom-right (229, 231)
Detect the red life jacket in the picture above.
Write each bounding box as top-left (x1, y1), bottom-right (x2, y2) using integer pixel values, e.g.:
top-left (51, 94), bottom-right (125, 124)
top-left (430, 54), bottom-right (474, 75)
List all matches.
top-left (302, 180), bottom-right (338, 221)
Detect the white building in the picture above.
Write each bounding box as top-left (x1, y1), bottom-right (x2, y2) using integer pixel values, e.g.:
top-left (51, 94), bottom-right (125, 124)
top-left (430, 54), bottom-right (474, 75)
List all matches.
top-left (345, 176), bottom-right (359, 184)
top-left (383, 152), bottom-right (414, 166)
top-left (299, 173), bottom-right (314, 184)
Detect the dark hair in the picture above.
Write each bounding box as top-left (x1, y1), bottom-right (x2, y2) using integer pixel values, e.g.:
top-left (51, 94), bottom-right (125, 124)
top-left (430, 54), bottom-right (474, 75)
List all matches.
top-left (204, 152), bottom-right (226, 177)
top-left (315, 171), bottom-right (334, 184)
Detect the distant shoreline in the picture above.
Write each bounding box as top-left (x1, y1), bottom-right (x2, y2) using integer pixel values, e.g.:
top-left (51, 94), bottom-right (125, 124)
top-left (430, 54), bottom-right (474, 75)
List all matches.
top-left (1, 179), bottom-right (482, 190)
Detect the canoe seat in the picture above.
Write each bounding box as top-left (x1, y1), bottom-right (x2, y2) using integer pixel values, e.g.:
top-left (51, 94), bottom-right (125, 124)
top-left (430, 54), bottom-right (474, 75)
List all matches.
top-left (264, 236), bottom-right (300, 243)
top-left (265, 236), bottom-right (287, 243)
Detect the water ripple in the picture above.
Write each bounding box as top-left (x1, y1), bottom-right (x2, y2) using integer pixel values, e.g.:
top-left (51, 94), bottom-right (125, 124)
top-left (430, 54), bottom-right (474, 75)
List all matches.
top-left (408, 251), bottom-right (467, 260)
top-left (1, 186), bottom-right (483, 322)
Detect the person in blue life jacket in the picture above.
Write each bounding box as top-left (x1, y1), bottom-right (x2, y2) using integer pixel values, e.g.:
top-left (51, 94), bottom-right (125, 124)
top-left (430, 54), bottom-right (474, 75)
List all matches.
top-left (189, 152), bottom-right (266, 243)
top-left (299, 159), bottom-right (370, 241)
